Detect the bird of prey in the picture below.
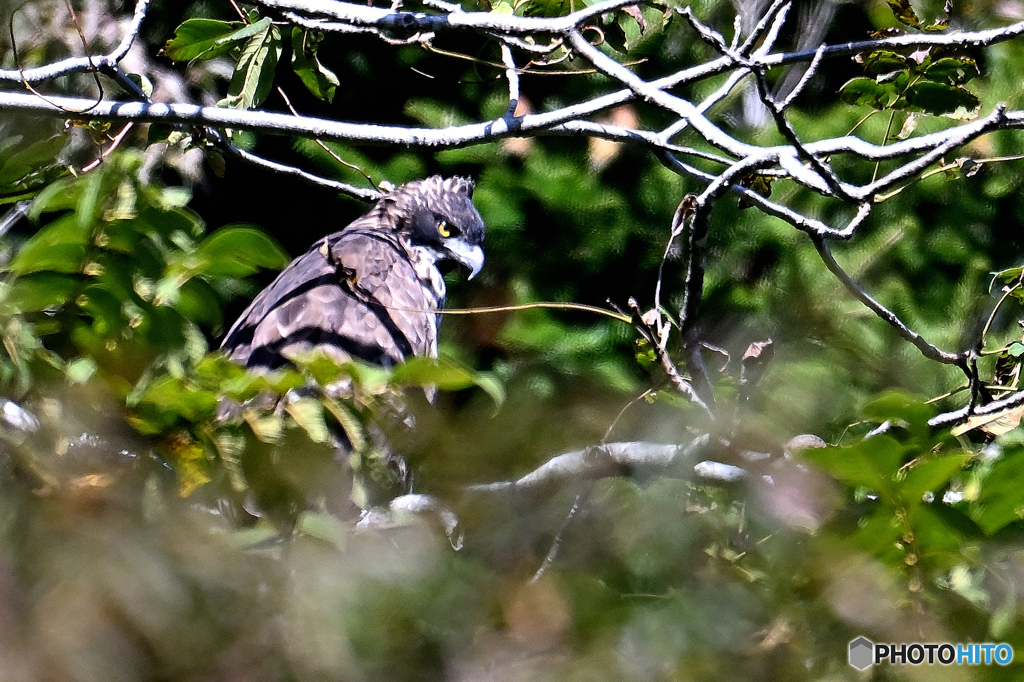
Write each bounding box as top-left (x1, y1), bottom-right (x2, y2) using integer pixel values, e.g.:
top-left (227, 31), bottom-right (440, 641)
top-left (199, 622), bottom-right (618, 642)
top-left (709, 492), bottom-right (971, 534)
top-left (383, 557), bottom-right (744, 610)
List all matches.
top-left (220, 176), bottom-right (485, 370)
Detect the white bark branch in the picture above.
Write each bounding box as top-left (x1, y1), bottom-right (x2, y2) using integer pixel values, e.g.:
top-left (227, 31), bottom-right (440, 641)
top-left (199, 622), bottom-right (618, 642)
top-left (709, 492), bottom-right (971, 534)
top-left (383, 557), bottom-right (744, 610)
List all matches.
top-left (0, 0), bottom-right (151, 83)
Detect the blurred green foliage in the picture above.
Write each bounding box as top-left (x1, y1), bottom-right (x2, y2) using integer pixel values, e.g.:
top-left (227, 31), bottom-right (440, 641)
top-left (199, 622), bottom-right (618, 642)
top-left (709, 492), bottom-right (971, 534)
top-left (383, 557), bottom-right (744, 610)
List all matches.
top-left (5, 0), bottom-right (1024, 680)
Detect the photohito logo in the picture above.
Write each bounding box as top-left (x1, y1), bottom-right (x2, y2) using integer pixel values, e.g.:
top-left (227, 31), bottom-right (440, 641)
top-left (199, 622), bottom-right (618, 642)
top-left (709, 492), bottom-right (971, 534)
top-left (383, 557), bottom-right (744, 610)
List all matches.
top-left (849, 636), bottom-right (1013, 669)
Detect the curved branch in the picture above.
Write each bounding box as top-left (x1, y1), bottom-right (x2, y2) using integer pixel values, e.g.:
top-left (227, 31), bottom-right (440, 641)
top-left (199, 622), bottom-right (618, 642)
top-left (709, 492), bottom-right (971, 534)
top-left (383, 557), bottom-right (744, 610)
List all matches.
top-left (258, 0), bottom-right (639, 36)
top-left (811, 236), bottom-right (967, 369)
top-left (930, 387), bottom-right (1024, 427)
top-left (0, 0), bottom-right (151, 83)
top-left (465, 440), bottom-right (709, 493)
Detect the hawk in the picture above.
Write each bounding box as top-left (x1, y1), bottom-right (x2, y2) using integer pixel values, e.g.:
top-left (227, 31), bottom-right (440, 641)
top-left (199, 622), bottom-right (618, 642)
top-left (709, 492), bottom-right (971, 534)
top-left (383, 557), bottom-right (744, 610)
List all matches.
top-left (220, 176), bottom-right (485, 369)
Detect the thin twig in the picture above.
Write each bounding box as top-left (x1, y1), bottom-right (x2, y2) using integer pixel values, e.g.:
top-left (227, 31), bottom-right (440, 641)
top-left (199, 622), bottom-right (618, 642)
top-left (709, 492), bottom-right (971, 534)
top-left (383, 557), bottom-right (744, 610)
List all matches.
top-left (499, 42), bottom-right (520, 119)
top-left (811, 236), bottom-right (967, 369)
top-left (530, 482), bottom-right (592, 583)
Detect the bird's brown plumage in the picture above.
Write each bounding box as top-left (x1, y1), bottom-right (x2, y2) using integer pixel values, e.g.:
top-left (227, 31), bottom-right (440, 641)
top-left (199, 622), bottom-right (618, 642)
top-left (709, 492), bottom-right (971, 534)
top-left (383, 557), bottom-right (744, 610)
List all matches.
top-left (220, 176), bottom-right (485, 369)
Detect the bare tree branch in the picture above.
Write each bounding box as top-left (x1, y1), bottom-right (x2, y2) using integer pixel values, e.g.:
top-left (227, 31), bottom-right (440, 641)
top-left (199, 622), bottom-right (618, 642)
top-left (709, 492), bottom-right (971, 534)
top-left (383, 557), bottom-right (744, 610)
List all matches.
top-left (466, 440), bottom-right (708, 493)
top-left (810, 236), bottom-right (967, 369)
top-left (0, 0), bottom-right (151, 83)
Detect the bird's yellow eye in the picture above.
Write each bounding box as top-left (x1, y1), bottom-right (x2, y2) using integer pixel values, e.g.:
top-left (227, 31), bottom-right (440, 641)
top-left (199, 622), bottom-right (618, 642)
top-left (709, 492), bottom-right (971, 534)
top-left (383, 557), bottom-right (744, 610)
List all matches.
top-left (438, 220), bottom-right (451, 238)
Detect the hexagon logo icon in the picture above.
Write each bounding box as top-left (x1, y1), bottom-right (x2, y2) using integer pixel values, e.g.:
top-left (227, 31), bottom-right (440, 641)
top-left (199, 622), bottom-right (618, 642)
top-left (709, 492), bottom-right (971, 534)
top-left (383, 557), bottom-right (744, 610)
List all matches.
top-left (849, 636), bottom-right (874, 670)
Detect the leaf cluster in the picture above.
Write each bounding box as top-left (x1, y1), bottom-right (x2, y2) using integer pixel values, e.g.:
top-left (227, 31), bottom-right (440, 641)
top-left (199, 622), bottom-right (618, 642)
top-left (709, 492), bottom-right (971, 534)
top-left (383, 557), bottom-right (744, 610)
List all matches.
top-left (840, 51), bottom-right (981, 119)
top-left (163, 16), bottom-right (339, 107)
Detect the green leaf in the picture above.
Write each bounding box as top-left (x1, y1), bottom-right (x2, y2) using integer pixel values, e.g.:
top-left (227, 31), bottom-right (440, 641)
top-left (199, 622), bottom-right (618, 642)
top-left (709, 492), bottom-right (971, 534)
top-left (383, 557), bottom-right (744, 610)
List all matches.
top-left (838, 77), bottom-right (900, 110)
top-left (518, 0), bottom-right (573, 17)
top-left (886, 0), bottom-right (923, 28)
top-left (224, 19), bottom-right (282, 110)
top-left (862, 391), bottom-right (934, 442)
top-left (290, 349), bottom-right (349, 386)
top-left (176, 278), bottom-right (224, 330)
top-left (339, 360), bottom-right (393, 394)
top-left (905, 82), bottom-right (980, 117)
top-left (76, 284), bottom-right (125, 336)
top-left (296, 510), bottom-right (348, 549)
top-left (124, 72), bottom-right (154, 98)
top-left (7, 214), bottom-right (88, 275)
top-left (861, 51), bottom-right (908, 76)
top-left (391, 356), bottom-right (505, 406)
top-left (898, 454), bottom-right (970, 503)
top-left (801, 436), bottom-right (905, 494)
top-left (192, 226), bottom-right (289, 278)
top-left (65, 357), bottom-right (98, 384)
top-left (244, 408), bottom-right (285, 443)
top-left (174, 441), bottom-right (213, 497)
top-left (137, 375), bottom-right (219, 422)
top-left (994, 265), bottom-right (1024, 288)
top-left (0, 134), bottom-right (67, 187)
top-left (77, 163), bottom-right (113, 228)
top-left (925, 57), bottom-right (980, 86)
top-left (970, 448), bottom-right (1024, 534)
top-left (29, 175), bottom-right (81, 218)
top-left (290, 28), bottom-right (339, 103)
top-left (1, 272), bottom-right (80, 313)
top-left (161, 18), bottom-right (262, 62)
top-left (285, 397), bottom-right (331, 444)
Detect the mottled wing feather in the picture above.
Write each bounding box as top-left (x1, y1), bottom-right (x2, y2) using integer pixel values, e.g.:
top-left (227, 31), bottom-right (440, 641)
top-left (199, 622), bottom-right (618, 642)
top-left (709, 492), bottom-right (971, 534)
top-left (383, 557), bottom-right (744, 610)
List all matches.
top-left (221, 223), bottom-right (443, 369)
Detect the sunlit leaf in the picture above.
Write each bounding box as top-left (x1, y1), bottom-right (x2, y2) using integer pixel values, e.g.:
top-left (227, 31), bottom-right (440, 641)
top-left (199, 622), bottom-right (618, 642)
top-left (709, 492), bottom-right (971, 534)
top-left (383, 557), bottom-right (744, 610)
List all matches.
top-left (322, 396), bottom-right (366, 452)
top-left (136, 375), bottom-right (219, 422)
top-left (244, 408), bottom-right (285, 443)
top-left (65, 357), bottom-right (98, 384)
top-left (7, 215), bottom-right (88, 275)
top-left (171, 440), bottom-right (212, 497)
top-left (290, 28), bottom-right (339, 103)
top-left (392, 356), bottom-right (505, 406)
top-left (162, 18), bottom-right (263, 62)
top-left (285, 397), bottom-right (332, 444)
top-left (290, 349), bottom-right (349, 386)
top-left (224, 19), bottom-right (282, 110)
top-left (738, 174), bottom-right (774, 209)
top-left (192, 226), bottom-right (289, 278)
top-left (886, 0), bottom-right (923, 28)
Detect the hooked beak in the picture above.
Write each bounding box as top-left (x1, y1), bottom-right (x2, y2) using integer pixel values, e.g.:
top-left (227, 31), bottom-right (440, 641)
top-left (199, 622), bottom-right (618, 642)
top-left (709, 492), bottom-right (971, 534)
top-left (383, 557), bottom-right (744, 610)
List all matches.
top-left (442, 238), bottom-right (485, 280)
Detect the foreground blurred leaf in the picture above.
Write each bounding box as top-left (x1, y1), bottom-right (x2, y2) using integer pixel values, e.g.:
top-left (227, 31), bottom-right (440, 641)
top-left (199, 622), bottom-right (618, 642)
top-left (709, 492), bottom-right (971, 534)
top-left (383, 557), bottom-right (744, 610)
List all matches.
top-left (391, 356), bottom-right (505, 406)
top-left (193, 226), bottom-right (289, 278)
top-left (969, 447), bottom-right (1024, 534)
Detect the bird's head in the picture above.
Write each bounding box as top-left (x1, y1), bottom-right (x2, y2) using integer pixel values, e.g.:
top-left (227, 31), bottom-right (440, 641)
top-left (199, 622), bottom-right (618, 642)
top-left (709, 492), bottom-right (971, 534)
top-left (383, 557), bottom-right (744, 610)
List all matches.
top-left (379, 176), bottom-right (486, 279)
